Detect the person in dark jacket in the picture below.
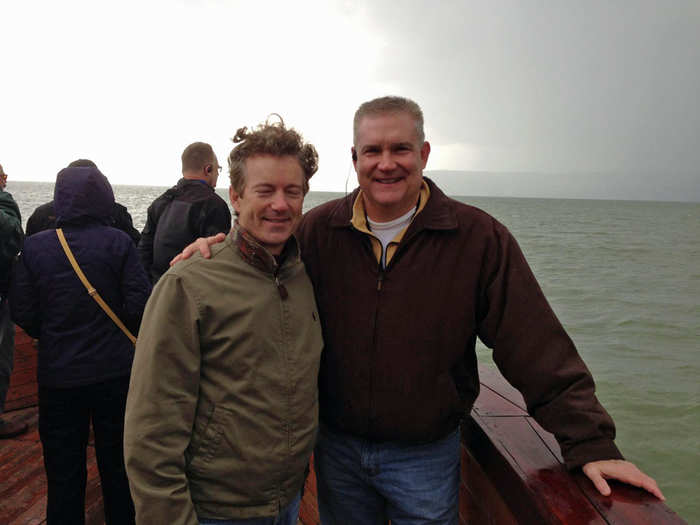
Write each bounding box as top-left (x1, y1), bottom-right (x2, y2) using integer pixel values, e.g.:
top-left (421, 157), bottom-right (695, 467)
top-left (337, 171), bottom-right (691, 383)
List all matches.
top-left (25, 159), bottom-right (141, 245)
top-left (0, 163), bottom-right (28, 439)
top-left (10, 165), bottom-right (151, 525)
top-left (138, 141), bottom-right (231, 283)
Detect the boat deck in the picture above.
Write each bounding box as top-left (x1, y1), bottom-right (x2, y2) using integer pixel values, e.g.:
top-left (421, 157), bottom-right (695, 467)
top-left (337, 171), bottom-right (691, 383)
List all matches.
top-left (1, 327), bottom-right (686, 524)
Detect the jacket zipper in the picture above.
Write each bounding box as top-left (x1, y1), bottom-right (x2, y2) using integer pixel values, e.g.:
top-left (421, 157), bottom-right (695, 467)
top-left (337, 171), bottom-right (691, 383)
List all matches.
top-left (272, 261), bottom-right (289, 300)
top-left (368, 259), bottom-right (384, 432)
top-left (273, 260), bottom-right (292, 484)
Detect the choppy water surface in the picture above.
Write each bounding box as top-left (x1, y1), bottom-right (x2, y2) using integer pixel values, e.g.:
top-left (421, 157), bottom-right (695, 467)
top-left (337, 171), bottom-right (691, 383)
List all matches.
top-left (8, 181), bottom-right (700, 522)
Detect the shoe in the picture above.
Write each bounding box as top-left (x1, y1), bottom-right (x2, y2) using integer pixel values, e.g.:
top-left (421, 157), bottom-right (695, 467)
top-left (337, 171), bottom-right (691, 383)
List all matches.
top-left (0, 418), bottom-right (28, 438)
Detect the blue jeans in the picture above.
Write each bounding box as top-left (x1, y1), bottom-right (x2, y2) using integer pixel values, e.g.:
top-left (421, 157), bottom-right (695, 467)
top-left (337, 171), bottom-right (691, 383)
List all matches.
top-left (314, 426), bottom-right (460, 525)
top-left (198, 492), bottom-right (301, 525)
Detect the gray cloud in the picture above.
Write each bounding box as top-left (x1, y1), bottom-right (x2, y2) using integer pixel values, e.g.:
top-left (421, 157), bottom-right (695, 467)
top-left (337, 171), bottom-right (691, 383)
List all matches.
top-left (356, 1), bottom-right (700, 187)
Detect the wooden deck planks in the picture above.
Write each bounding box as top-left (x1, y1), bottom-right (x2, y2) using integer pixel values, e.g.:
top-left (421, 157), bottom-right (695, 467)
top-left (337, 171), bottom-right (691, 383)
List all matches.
top-left (4, 330), bottom-right (38, 412)
top-left (1, 328), bottom-right (105, 525)
top-left (0, 406), bottom-right (106, 525)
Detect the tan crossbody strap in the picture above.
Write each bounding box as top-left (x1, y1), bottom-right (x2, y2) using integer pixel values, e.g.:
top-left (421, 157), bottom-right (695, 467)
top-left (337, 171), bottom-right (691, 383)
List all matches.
top-left (56, 228), bottom-right (137, 344)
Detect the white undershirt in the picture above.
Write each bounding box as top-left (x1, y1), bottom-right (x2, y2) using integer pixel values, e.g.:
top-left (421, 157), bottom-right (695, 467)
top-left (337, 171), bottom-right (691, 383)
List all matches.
top-left (367, 207), bottom-right (416, 267)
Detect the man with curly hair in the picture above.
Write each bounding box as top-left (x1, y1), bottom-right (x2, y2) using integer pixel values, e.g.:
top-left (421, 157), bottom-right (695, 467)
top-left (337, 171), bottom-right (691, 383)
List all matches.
top-left (124, 117), bottom-right (323, 525)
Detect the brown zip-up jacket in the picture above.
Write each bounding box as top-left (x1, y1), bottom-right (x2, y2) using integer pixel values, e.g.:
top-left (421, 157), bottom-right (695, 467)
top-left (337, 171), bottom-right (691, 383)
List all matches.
top-left (296, 177), bottom-right (622, 470)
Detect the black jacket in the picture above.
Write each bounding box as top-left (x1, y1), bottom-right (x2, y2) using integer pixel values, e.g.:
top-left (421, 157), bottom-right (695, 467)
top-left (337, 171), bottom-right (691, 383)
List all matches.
top-left (138, 178), bottom-right (231, 283)
top-left (26, 199), bottom-right (141, 245)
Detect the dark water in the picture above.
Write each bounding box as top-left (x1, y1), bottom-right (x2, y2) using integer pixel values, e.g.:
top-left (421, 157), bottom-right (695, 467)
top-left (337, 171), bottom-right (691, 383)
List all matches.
top-left (8, 181), bottom-right (699, 522)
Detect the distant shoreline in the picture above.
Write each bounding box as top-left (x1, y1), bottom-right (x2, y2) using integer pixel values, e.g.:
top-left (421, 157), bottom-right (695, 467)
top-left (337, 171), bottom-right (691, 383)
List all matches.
top-left (9, 178), bottom-right (699, 204)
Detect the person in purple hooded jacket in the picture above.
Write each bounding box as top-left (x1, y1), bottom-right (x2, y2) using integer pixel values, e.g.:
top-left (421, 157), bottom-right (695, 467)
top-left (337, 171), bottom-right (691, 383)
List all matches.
top-left (10, 165), bottom-right (151, 525)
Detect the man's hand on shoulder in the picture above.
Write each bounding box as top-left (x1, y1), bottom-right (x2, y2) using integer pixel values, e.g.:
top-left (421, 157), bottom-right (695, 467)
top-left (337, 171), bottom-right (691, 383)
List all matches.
top-left (582, 459), bottom-right (665, 500)
top-left (169, 233), bottom-right (226, 266)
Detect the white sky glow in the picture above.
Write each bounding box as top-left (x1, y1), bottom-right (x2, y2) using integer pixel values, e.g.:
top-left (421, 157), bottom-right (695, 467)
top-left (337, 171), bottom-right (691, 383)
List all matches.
top-left (2, 1), bottom-right (698, 200)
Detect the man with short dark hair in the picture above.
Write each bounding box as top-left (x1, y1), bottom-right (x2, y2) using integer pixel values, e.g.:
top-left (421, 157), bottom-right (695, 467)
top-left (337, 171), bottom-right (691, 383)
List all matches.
top-left (0, 163), bottom-right (27, 438)
top-left (138, 142), bottom-right (231, 283)
top-left (305, 96), bottom-right (664, 524)
top-left (25, 159), bottom-right (142, 244)
top-left (124, 119), bottom-right (322, 525)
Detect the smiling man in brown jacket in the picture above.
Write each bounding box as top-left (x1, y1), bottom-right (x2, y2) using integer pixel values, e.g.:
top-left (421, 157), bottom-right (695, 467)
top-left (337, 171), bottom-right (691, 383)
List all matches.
top-left (124, 119), bottom-right (323, 525)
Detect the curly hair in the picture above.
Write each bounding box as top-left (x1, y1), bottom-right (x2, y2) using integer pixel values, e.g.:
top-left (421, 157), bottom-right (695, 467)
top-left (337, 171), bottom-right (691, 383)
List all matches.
top-left (228, 115), bottom-right (318, 195)
top-left (353, 96), bottom-right (425, 145)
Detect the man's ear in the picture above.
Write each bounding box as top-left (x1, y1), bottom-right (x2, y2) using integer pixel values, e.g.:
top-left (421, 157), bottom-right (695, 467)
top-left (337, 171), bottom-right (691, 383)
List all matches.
top-left (351, 147), bottom-right (357, 163)
top-left (229, 186), bottom-right (241, 214)
top-left (420, 141), bottom-right (431, 168)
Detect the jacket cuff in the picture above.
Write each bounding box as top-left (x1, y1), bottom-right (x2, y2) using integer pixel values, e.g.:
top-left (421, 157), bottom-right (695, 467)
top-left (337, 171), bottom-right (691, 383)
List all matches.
top-left (563, 439), bottom-right (624, 470)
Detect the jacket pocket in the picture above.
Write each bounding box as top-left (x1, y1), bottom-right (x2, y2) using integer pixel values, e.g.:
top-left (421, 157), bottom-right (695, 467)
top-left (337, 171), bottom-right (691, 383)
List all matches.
top-left (187, 404), bottom-right (234, 475)
top-left (437, 372), bottom-right (462, 420)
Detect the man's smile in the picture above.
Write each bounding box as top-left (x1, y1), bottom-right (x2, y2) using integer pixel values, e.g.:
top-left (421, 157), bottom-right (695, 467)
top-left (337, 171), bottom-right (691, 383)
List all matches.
top-left (373, 176), bottom-right (405, 185)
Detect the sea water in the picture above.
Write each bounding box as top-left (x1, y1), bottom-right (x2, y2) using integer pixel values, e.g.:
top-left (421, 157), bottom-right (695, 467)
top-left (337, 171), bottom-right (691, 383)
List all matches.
top-left (7, 181), bottom-right (700, 522)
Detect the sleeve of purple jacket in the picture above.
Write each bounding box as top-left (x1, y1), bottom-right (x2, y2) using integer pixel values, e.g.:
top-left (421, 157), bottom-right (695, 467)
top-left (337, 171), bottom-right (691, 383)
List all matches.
top-left (10, 253), bottom-right (41, 338)
top-left (119, 242), bottom-right (151, 335)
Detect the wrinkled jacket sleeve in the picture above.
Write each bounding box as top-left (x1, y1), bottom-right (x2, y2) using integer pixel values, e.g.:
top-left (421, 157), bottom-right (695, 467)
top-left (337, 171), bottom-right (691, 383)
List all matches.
top-left (119, 244), bottom-right (151, 334)
top-left (10, 252), bottom-right (41, 337)
top-left (124, 272), bottom-right (201, 525)
top-left (477, 219), bottom-right (622, 470)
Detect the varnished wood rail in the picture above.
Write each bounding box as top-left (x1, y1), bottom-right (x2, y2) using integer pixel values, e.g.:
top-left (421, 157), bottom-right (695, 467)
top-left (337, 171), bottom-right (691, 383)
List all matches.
top-left (2, 327), bottom-right (686, 525)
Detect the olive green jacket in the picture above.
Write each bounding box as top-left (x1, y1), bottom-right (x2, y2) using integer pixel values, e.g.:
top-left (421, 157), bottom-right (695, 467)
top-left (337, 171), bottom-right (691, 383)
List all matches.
top-left (124, 228), bottom-right (323, 524)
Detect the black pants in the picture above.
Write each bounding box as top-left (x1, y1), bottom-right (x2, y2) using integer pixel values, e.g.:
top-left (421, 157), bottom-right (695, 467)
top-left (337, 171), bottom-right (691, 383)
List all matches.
top-left (39, 376), bottom-right (135, 525)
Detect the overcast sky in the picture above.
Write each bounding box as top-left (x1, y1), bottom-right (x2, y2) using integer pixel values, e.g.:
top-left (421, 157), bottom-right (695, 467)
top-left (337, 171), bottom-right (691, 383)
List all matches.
top-left (1, 0), bottom-right (698, 200)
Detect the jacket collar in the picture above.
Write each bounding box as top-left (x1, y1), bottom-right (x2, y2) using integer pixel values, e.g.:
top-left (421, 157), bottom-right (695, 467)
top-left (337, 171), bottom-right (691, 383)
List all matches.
top-left (328, 177), bottom-right (458, 232)
top-left (230, 221), bottom-right (300, 274)
top-left (177, 177), bottom-right (214, 191)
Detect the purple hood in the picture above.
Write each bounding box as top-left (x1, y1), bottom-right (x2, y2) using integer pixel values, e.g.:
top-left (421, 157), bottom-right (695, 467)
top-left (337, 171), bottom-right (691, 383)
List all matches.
top-left (54, 166), bottom-right (115, 226)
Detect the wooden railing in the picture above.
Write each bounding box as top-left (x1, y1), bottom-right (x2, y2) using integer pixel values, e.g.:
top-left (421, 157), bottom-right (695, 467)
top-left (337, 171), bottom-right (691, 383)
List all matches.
top-left (3, 327), bottom-right (687, 525)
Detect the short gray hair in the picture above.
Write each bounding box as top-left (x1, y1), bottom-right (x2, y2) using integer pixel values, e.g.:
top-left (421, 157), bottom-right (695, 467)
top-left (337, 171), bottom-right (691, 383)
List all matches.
top-left (353, 96), bottom-right (425, 145)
